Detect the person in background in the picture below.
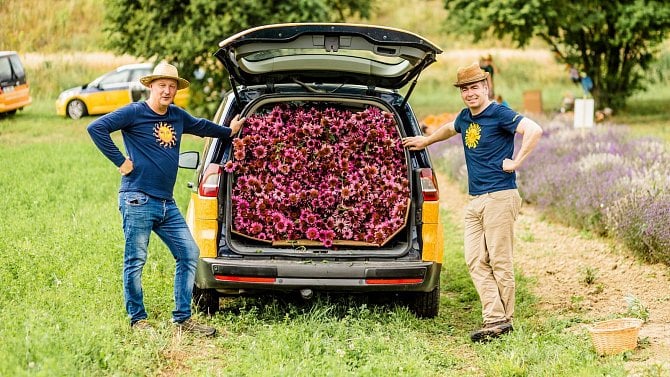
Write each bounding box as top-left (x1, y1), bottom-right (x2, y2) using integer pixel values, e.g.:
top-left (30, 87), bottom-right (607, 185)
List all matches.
top-left (402, 62), bottom-right (543, 343)
top-left (568, 65), bottom-right (581, 86)
top-left (87, 62), bottom-right (245, 337)
top-left (479, 54), bottom-right (498, 100)
top-left (561, 91), bottom-right (575, 113)
top-left (495, 95), bottom-right (509, 108)
top-left (580, 72), bottom-right (594, 97)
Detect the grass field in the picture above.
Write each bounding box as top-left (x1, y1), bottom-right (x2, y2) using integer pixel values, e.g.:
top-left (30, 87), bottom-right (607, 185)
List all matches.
top-left (1, 0), bottom-right (668, 374)
top-left (0, 99), bottom-right (631, 376)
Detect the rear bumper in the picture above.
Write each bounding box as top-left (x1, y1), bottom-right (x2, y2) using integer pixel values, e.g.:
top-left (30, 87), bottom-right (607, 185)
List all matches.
top-left (0, 95), bottom-right (31, 113)
top-left (195, 257), bottom-right (441, 294)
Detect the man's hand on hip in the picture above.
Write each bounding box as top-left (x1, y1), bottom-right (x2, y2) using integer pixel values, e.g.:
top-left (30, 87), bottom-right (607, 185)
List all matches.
top-left (119, 158), bottom-right (134, 176)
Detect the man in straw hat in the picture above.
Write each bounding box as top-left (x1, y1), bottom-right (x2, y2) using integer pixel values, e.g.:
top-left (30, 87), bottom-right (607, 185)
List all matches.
top-left (403, 62), bottom-right (543, 342)
top-left (88, 62), bottom-right (245, 336)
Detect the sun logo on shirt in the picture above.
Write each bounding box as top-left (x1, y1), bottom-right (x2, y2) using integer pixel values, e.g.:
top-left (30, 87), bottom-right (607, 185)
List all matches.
top-left (465, 122), bottom-right (481, 149)
top-left (154, 122), bottom-right (176, 148)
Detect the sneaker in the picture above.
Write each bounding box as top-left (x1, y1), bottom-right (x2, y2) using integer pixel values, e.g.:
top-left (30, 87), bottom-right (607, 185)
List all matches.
top-left (131, 319), bottom-right (154, 331)
top-left (470, 321), bottom-right (514, 343)
top-left (175, 318), bottom-right (217, 337)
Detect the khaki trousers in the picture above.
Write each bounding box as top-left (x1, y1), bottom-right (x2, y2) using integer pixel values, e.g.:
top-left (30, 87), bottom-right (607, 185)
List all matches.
top-left (464, 189), bottom-right (522, 325)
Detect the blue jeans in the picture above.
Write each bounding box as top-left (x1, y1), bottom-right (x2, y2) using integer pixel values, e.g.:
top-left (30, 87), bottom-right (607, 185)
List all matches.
top-left (118, 191), bottom-right (199, 324)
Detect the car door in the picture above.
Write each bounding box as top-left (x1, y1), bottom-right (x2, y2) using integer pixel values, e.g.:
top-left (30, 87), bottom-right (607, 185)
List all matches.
top-left (87, 69), bottom-right (131, 114)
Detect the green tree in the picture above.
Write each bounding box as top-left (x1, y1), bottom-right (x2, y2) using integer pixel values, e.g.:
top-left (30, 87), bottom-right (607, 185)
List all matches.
top-left (104, 0), bottom-right (371, 116)
top-left (442, 0), bottom-right (670, 110)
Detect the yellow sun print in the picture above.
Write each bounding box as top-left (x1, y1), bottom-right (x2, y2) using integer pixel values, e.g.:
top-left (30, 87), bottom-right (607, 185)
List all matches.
top-left (154, 122), bottom-right (176, 148)
top-left (465, 122), bottom-right (481, 149)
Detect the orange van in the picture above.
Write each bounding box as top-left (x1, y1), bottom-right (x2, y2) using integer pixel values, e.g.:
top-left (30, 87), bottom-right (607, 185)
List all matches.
top-left (0, 51), bottom-right (32, 116)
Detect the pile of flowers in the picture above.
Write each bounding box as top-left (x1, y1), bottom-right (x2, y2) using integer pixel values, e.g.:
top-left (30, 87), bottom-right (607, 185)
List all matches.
top-left (224, 104), bottom-right (410, 247)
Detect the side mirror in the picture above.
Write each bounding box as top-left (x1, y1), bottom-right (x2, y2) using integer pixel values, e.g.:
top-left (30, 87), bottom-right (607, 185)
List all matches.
top-left (178, 151), bottom-right (199, 169)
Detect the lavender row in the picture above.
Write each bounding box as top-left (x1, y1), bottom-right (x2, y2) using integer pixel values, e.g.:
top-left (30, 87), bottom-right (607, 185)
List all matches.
top-left (429, 117), bottom-right (670, 264)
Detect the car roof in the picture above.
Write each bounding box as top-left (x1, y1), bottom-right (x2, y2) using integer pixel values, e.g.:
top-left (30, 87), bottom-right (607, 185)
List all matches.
top-left (115, 63), bottom-right (153, 71)
top-left (215, 23), bottom-right (442, 90)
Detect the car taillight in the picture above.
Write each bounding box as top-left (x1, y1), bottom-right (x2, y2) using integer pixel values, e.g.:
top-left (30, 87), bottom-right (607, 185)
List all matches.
top-left (419, 168), bottom-right (439, 201)
top-left (199, 163), bottom-right (223, 197)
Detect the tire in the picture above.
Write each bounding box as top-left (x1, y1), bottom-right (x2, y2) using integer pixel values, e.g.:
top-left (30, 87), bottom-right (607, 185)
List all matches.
top-left (66, 99), bottom-right (87, 119)
top-left (193, 285), bottom-right (220, 315)
top-left (408, 286), bottom-right (440, 318)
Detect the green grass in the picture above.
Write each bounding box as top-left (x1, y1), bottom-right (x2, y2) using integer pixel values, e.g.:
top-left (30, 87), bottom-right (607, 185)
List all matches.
top-left (0, 100), bottom-right (629, 376)
top-left (1, 1), bottom-right (666, 374)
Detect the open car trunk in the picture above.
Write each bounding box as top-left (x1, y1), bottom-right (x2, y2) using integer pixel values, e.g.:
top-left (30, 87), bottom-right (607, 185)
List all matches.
top-left (220, 94), bottom-right (415, 258)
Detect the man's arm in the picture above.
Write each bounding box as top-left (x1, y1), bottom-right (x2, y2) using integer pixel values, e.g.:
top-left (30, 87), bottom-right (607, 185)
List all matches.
top-left (402, 121), bottom-right (458, 151)
top-left (186, 114), bottom-right (245, 139)
top-left (87, 108), bottom-right (131, 168)
top-left (502, 117), bottom-right (543, 172)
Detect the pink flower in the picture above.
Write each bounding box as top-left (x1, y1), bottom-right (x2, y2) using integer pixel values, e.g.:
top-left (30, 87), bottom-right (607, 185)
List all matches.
top-left (224, 160), bottom-right (236, 173)
top-left (253, 145), bottom-right (268, 159)
top-left (278, 164), bottom-right (290, 175)
top-left (288, 193), bottom-right (299, 204)
top-left (275, 221), bottom-right (288, 233)
top-left (249, 222), bottom-right (263, 235)
top-left (234, 149), bottom-right (246, 160)
top-left (306, 227), bottom-right (319, 240)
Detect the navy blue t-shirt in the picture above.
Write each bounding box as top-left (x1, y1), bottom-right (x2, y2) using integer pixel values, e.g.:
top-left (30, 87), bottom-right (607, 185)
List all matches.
top-left (87, 102), bottom-right (232, 199)
top-left (453, 102), bottom-right (523, 195)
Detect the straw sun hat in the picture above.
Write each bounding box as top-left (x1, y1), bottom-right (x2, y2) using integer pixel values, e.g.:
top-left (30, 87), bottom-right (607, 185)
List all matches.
top-left (140, 62), bottom-right (190, 90)
top-left (453, 62), bottom-right (489, 87)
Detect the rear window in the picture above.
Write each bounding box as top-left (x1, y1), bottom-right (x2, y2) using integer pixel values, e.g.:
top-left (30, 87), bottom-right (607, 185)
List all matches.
top-left (0, 57), bottom-right (12, 82)
top-left (0, 54), bottom-right (26, 83)
top-left (9, 55), bottom-right (25, 78)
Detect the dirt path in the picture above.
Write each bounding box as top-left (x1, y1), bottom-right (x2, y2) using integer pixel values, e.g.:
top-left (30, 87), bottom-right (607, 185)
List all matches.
top-left (436, 173), bottom-right (670, 372)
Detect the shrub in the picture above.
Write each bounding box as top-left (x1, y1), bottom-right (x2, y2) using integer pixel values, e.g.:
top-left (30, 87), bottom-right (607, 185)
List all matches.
top-left (426, 113), bottom-right (670, 264)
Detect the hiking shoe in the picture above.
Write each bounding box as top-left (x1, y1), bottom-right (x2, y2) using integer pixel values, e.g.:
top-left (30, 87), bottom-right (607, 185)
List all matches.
top-left (175, 318), bottom-right (217, 337)
top-left (131, 319), bottom-right (155, 331)
top-left (470, 321), bottom-right (514, 343)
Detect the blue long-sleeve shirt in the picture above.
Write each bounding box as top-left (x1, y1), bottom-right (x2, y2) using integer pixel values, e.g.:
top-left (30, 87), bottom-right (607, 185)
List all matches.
top-left (88, 102), bottom-right (232, 199)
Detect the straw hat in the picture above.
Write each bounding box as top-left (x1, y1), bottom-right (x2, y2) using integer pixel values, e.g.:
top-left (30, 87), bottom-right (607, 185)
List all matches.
top-left (140, 62), bottom-right (190, 90)
top-left (453, 62), bottom-right (489, 87)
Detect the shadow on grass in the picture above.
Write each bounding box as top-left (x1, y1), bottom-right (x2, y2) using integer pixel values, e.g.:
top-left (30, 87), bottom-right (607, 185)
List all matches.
top-left (214, 291), bottom-right (422, 322)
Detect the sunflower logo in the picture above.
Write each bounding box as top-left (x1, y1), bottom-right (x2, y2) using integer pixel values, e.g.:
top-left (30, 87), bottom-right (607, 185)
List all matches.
top-left (154, 122), bottom-right (176, 148)
top-left (464, 122), bottom-right (481, 149)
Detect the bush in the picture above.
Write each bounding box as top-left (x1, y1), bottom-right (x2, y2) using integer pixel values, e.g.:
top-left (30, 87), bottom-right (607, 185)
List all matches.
top-left (428, 115), bottom-right (670, 265)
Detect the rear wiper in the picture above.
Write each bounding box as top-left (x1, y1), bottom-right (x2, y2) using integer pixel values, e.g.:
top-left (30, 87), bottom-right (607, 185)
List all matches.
top-left (292, 78), bottom-right (324, 93)
top-left (292, 78), bottom-right (345, 94)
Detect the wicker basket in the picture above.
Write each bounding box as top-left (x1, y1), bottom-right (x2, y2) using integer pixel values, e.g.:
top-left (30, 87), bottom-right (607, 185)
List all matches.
top-left (588, 318), bottom-right (643, 355)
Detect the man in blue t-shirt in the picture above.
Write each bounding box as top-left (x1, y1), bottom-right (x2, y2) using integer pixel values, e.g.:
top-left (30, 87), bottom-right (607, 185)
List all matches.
top-left (403, 62), bottom-right (543, 342)
top-left (88, 63), bottom-right (245, 336)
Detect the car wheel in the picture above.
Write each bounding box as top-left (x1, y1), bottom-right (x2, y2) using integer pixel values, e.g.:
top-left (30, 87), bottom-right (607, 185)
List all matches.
top-left (407, 286), bottom-right (440, 318)
top-left (67, 99), bottom-right (87, 119)
top-left (193, 285), bottom-right (220, 315)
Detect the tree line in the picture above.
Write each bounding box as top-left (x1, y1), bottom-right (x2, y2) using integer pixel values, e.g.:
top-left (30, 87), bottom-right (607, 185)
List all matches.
top-left (103, 0), bottom-right (670, 114)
